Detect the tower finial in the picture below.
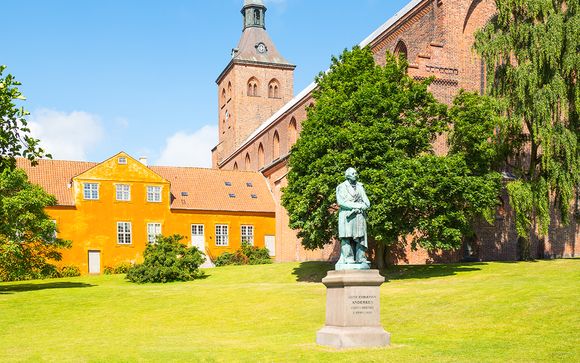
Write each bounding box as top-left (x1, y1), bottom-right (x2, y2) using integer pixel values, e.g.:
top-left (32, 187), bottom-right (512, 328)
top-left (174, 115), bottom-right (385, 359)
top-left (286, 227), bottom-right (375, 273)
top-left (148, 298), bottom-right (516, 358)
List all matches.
top-left (242, 0), bottom-right (266, 30)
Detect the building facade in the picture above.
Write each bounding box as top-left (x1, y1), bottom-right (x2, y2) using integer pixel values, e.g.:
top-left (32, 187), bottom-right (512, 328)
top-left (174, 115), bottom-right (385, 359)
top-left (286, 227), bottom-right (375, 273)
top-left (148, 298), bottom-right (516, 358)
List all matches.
top-left (18, 153), bottom-right (276, 274)
top-left (213, 0), bottom-right (579, 263)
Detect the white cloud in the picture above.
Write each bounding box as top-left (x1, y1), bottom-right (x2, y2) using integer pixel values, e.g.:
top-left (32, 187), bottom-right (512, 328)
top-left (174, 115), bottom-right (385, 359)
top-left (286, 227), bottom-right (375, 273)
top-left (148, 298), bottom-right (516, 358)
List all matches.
top-left (28, 109), bottom-right (104, 161)
top-left (156, 125), bottom-right (218, 168)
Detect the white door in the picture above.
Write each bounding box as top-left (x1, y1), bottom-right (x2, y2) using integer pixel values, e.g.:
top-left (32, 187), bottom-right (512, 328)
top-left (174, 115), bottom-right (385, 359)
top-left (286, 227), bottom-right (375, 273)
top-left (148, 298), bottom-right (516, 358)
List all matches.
top-left (192, 224), bottom-right (214, 267)
top-left (191, 224), bottom-right (205, 251)
top-left (265, 235), bottom-right (275, 257)
top-left (88, 250), bottom-right (101, 274)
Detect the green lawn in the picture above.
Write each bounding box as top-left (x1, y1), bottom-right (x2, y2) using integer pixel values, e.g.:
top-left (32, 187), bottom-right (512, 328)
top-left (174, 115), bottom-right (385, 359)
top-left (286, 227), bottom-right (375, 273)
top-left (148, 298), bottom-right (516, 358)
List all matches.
top-left (1, 260), bottom-right (578, 362)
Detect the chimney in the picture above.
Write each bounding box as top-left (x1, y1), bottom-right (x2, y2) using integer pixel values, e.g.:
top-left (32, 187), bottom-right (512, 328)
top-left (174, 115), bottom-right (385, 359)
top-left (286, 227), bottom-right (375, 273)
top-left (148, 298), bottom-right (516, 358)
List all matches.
top-left (139, 156), bottom-right (148, 166)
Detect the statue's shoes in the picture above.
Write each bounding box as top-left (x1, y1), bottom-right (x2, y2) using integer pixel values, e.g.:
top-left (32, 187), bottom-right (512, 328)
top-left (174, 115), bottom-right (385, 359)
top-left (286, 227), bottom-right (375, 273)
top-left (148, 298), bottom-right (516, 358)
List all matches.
top-left (345, 259), bottom-right (356, 264)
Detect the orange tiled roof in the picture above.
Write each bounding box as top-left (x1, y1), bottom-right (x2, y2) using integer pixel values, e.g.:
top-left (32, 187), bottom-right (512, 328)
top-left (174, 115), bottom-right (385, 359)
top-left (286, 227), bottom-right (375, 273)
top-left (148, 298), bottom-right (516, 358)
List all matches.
top-left (16, 158), bottom-right (97, 206)
top-left (16, 158), bottom-right (275, 213)
top-left (151, 166), bottom-right (275, 213)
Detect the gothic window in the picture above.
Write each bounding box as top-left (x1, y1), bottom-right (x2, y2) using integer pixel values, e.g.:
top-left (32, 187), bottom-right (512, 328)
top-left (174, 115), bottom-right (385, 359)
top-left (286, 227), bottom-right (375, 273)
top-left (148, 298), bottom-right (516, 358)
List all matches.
top-left (268, 79), bottom-right (280, 98)
top-left (394, 40), bottom-right (408, 60)
top-left (273, 131), bottom-right (280, 160)
top-left (258, 143), bottom-right (265, 169)
top-left (221, 88), bottom-right (226, 105)
top-left (247, 78), bottom-right (259, 97)
top-left (288, 117), bottom-right (297, 146)
top-left (245, 153), bottom-right (251, 170)
top-left (233, 162), bottom-right (238, 171)
top-left (227, 82), bottom-right (232, 99)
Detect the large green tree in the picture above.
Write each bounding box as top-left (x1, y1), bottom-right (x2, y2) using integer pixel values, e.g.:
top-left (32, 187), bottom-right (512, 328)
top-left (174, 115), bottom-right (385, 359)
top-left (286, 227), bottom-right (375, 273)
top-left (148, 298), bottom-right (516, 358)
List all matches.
top-left (282, 47), bottom-right (501, 267)
top-left (475, 0), bottom-right (579, 248)
top-left (0, 168), bottom-right (71, 281)
top-left (0, 65), bottom-right (49, 171)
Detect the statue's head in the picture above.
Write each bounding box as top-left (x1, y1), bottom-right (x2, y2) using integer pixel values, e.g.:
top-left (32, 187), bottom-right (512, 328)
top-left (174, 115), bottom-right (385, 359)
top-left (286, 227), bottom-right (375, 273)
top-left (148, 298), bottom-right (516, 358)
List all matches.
top-left (345, 167), bottom-right (358, 182)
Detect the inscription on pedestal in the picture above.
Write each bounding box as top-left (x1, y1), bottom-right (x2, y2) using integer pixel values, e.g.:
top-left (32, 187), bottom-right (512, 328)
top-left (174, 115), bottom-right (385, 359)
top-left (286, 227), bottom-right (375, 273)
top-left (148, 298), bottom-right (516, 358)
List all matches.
top-left (348, 295), bottom-right (377, 316)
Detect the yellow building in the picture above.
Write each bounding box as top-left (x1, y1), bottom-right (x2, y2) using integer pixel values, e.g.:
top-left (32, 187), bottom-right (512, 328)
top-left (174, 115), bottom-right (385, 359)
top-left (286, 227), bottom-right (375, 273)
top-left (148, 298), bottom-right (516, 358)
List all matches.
top-left (17, 152), bottom-right (276, 274)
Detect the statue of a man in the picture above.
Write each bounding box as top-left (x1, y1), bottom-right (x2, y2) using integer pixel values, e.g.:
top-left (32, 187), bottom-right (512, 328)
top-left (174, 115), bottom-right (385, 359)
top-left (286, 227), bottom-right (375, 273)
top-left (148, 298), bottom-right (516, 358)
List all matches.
top-left (336, 167), bottom-right (370, 269)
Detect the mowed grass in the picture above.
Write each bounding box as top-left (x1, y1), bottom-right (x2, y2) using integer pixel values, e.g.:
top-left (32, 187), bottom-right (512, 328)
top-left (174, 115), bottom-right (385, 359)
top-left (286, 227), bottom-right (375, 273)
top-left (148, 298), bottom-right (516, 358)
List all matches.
top-left (0, 260), bottom-right (578, 362)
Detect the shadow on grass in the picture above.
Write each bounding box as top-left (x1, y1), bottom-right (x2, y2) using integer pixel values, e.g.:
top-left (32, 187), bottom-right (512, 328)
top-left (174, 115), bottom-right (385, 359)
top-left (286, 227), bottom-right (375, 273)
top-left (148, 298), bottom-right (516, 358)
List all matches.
top-left (382, 263), bottom-right (486, 281)
top-left (292, 261), bottom-right (487, 283)
top-left (0, 282), bottom-right (96, 294)
top-left (292, 261), bottom-right (334, 283)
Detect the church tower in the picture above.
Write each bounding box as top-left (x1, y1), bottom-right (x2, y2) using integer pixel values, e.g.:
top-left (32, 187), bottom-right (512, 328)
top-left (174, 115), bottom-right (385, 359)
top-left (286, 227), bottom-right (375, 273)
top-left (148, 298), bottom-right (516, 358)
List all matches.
top-left (213, 0), bottom-right (295, 167)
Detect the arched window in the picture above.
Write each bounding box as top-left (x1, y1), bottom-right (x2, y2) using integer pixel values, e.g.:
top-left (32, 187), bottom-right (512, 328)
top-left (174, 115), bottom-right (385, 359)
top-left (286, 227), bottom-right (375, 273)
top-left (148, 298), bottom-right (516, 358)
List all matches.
top-left (258, 143), bottom-right (265, 169)
top-left (221, 88), bottom-right (226, 105)
top-left (233, 162), bottom-right (238, 171)
top-left (247, 78), bottom-right (259, 97)
top-left (288, 117), bottom-right (297, 146)
top-left (273, 131), bottom-right (280, 160)
top-left (268, 79), bottom-right (280, 98)
top-left (227, 82), bottom-right (232, 98)
top-left (245, 153), bottom-right (251, 170)
top-left (254, 9), bottom-right (261, 25)
top-left (394, 40), bottom-right (408, 60)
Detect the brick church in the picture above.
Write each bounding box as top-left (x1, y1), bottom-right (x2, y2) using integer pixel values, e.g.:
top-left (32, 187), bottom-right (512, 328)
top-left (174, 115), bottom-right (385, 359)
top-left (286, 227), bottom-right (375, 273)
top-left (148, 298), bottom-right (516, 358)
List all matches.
top-left (212, 0), bottom-right (579, 264)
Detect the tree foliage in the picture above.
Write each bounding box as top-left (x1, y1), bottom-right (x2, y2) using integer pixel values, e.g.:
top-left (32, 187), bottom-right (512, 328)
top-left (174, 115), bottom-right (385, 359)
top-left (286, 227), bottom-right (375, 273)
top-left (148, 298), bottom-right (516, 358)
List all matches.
top-left (474, 0), bottom-right (579, 239)
top-left (126, 234), bottom-right (205, 283)
top-left (0, 65), bottom-right (49, 171)
top-left (282, 47), bottom-right (501, 263)
top-left (0, 168), bottom-right (71, 281)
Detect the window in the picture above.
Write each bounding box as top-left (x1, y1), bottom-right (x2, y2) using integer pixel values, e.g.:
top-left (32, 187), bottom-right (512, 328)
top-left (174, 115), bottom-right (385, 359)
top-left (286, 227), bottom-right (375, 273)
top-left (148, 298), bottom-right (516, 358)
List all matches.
top-left (288, 118), bottom-right (297, 146)
top-left (258, 143), bottom-right (265, 168)
top-left (247, 78), bottom-right (259, 97)
top-left (241, 225), bottom-right (254, 245)
top-left (117, 222), bottom-right (132, 245)
top-left (147, 223), bottom-right (162, 244)
top-left (246, 182), bottom-right (253, 187)
top-left (116, 184), bottom-right (130, 201)
top-left (118, 157), bottom-right (127, 164)
top-left (147, 186), bottom-right (162, 202)
top-left (225, 181), bottom-right (232, 186)
top-left (268, 79), bottom-right (280, 98)
top-left (245, 153), bottom-right (251, 170)
top-left (394, 40), bottom-right (408, 60)
top-left (229, 193), bottom-right (236, 198)
top-left (215, 224), bottom-right (229, 246)
top-left (83, 183), bottom-right (99, 200)
top-left (233, 162), bottom-right (238, 171)
top-left (273, 131), bottom-right (280, 159)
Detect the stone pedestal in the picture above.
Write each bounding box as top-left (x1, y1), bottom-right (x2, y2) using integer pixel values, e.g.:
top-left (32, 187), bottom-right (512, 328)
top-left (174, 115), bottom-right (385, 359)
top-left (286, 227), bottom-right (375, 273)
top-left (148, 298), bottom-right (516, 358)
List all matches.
top-left (316, 269), bottom-right (390, 349)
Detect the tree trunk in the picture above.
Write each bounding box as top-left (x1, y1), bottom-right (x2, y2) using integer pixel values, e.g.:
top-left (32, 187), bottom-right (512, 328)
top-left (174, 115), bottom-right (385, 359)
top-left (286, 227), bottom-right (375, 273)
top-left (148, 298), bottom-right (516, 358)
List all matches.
top-left (376, 242), bottom-right (387, 270)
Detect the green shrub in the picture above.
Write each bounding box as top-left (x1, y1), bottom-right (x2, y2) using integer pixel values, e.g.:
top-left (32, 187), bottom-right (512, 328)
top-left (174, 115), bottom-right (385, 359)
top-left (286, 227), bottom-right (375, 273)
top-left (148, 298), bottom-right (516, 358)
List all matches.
top-left (103, 266), bottom-right (115, 275)
top-left (126, 235), bottom-right (205, 283)
top-left (58, 265), bottom-right (80, 277)
top-left (114, 262), bottom-right (133, 274)
top-left (215, 242), bottom-right (272, 267)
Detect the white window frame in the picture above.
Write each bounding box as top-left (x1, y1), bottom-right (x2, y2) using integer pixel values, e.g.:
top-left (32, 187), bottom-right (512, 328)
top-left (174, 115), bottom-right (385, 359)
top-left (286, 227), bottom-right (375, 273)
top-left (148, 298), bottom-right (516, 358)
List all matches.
top-left (117, 222), bottom-right (132, 245)
top-left (215, 224), bottom-right (229, 246)
top-left (116, 184), bottom-right (131, 201)
top-left (191, 224), bottom-right (204, 238)
top-left (147, 223), bottom-right (162, 244)
top-left (83, 183), bottom-right (99, 200)
top-left (147, 186), bottom-right (162, 202)
top-left (241, 225), bottom-right (254, 245)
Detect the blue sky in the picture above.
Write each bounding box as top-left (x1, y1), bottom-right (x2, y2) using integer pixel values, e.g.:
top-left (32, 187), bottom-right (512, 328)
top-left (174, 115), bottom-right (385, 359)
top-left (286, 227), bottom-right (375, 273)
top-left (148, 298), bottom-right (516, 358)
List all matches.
top-left (4, 0), bottom-right (409, 167)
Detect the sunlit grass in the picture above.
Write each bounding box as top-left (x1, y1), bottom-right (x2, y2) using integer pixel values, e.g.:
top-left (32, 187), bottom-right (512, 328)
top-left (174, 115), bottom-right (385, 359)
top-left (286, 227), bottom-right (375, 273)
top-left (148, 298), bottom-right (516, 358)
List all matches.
top-left (1, 259), bottom-right (578, 362)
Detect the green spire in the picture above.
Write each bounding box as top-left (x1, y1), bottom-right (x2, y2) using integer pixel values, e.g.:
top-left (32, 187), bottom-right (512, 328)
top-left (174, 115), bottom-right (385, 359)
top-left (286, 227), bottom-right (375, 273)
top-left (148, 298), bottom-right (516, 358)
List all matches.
top-left (242, 0), bottom-right (266, 30)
